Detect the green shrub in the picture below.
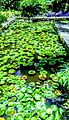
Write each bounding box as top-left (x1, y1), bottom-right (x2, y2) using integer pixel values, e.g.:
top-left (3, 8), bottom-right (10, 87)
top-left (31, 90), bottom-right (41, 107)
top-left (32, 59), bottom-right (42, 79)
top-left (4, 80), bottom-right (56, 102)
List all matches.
top-left (49, 0), bottom-right (69, 12)
top-left (0, 0), bottom-right (20, 10)
top-left (20, 0), bottom-right (43, 17)
top-left (0, 13), bottom-right (7, 27)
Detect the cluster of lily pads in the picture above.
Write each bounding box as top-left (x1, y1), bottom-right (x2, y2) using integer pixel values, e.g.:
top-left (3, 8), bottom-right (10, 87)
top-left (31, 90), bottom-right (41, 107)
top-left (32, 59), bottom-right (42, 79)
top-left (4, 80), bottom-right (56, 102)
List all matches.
top-left (0, 20), bottom-right (69, 119)
top-left (0, 20), bottom-right (67, 75)
top-left (0, 74), bottom-right (65, 120)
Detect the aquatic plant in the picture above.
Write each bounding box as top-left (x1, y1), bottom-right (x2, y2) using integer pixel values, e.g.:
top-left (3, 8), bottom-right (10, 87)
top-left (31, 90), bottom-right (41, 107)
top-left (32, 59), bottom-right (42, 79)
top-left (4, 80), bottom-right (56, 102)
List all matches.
top-left (28, 70), bottom-right (36, 75)
top-left (0, 19), bottom-right (68, 120)
top-left (0, 21), bottom-right (67, 76)
top-left (21, 75), bottom-right (27, 80)
top-left (53, 68), bottom-right (69, 90)
top-left (40, 69), bottom-right (48, 75)
top-left (0, 104), bottom-right (6, 116)
top-left (5, 107), bottom-right (16, 116)
top-left (0, 75), bottom-right (66, 119)
top-left (39, 74), bottom-right (47, 81)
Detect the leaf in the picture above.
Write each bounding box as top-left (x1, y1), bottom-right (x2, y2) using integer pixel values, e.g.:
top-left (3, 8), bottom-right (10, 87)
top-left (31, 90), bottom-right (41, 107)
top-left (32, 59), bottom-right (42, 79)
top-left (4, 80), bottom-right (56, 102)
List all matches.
top-left (51, 105), bottom-right (58, 112)
top-left (39, 110), bottom-right (47, 119)
top-left (55, 111), bottom-right (61, 120)
top-left (46, 108), bottom-right (52, 114)
top-left (34, 94), bottom-right (41, 100)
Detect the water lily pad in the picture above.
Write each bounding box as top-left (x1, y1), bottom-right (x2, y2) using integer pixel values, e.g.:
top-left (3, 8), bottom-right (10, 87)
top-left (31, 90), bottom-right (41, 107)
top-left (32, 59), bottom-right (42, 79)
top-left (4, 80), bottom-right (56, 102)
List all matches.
top-left (29, 82), bottom-right (35, 87)
top-left (34, 94), bottom-right (41, 100)
top-left (0, 117), bottom-right (5, 120)
top-left (15, 113), bottom-right (24, 120)
top-left (28, 70), bottom-right (36, 75)
top-left (38, 110), bottom-right (47, 119)
top-left (50, 105), bottom-right (58, 112)
top-left (40, 70), bottom-right (48, 75)
top-left (8, 69), bottom-right (15, 74)
top-left (0, 109), bottom-right (4, 116)
top-left (46, 108), bottom-right (52, 114)
top-left (8, 102), bottom-right (16, 107)
top-left (52, 76), bottom-right (58, 82)
top-left (31, 117), bottom-right (37, 120)
top-left (5, 107), bottom-right (16, 116)
top-left (21, 75), bottom-right (27, 80)
top-left (39, 74), bottom-right (47, 81)
top-left (55, 90), bottom-right (62, 96)
top-left (20, 87), bottom-right (26, 93)
top-left (0, 97), bottom-right (5, 103)
top-left (0, 104), bottom-right (6, 116)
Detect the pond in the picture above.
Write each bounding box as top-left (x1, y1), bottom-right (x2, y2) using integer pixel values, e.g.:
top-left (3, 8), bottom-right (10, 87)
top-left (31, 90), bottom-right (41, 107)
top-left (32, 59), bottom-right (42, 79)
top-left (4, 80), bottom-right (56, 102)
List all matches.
top-left (0, 20), bottom-right (69, 120)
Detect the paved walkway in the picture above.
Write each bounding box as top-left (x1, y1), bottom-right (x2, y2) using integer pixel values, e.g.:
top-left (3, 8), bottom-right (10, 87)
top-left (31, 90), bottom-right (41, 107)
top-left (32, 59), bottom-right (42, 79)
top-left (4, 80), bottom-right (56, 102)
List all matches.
top-left (55, 22), bottom-right (69, 50)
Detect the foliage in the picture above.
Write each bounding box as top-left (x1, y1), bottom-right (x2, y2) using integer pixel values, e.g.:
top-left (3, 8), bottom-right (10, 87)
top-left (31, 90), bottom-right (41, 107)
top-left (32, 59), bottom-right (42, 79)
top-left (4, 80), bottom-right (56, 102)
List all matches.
top-left (49, 0), bottom-right (69, 12)
top-left (50, 66), bottom-right (69, 90)
top-left (28, 70), bottom-right (36, 75)
top-left (0, 8), bottom-right (69, 119)
top-left (0, 0), bottom-right (20, 10)
top-left (56, 68), bottom-right (69, 90)
top-left (1, 10), bottom-right (21, 19)
top-left (0, 74), bottom-right (65, 119)
top-left (0, 13), bottom-right (7, 27)
top-left (0, 21), bottom-right (67, 75)
top-left (0, 0), bottom-right (69, 15)
top-left (20, 0), bottom-right (43, 17)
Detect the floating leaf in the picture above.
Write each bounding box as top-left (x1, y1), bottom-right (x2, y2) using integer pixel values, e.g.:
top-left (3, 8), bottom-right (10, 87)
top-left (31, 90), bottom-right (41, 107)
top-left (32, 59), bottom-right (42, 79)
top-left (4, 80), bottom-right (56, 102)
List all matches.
top-left (28, 70), bottom-right (36, 75)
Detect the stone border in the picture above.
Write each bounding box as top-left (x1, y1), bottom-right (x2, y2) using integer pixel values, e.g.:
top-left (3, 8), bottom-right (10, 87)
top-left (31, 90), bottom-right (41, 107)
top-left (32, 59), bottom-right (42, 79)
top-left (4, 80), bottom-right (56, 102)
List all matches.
top-left (17, 16), bottom-right (69, 21)
top-left (0, 16), bottom-right (16, 34)
top-left (1, 16), bottom-right (69, 29)
top-left (54, 23), bottom-right (69, 54)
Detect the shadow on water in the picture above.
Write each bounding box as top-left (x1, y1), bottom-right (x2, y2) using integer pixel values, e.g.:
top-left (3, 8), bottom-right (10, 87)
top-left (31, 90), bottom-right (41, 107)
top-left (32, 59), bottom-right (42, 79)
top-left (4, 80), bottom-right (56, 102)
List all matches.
top-left (14, 67), bottom-right (53, 85)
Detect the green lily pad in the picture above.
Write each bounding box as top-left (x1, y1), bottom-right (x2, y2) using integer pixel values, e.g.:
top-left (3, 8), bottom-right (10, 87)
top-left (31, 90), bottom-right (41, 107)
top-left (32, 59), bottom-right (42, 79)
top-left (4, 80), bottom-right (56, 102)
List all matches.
top-left (34, 94), bottom-right (41, 100)
top-left (8, 69), bottom-right (15, 74)
top-left (0, 104), bottom-right (6, 116)
top-left (38, 110), bottom-right (48, 119)
top-left (21, 75), bottom-right (27, 80)
top-left (31, 117), bottom-right (37, 120)
top-left (29, 82), bottom-right (35, 87)
top-left (0, 117), bottom-right (5, 120)
top-left (27, 89), bottom-right (33, 94)
top-left (15, 113), bottom-right (24, 120)
top-left (0, 109), bottom-right (4, 116)
top-left (20, 87), bottom-right (26, 93)
top-left (5, 107), bottom-right (16, 116)
top-left (52, 76), bottom-right (58, 82)
top-left (0, 97), bottom-right (5, 103)
top-left (8, 102), bottom-right (16, 107)
top-left (50, 105), bottom-right (58, 112)
top-left (46, 108), bottom-right (52, 114)
top-left (40, 70), bottom-right (48, 75)
top-left (28, 70), bottom-right (36, 75)
top-left (39, 74), bottom-right (47, 81)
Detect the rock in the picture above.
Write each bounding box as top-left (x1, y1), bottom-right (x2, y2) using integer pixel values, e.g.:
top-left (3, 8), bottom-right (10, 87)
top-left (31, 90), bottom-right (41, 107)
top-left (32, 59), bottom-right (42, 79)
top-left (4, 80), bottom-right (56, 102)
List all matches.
top-left (15, 70), bottom-right (22, 77)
